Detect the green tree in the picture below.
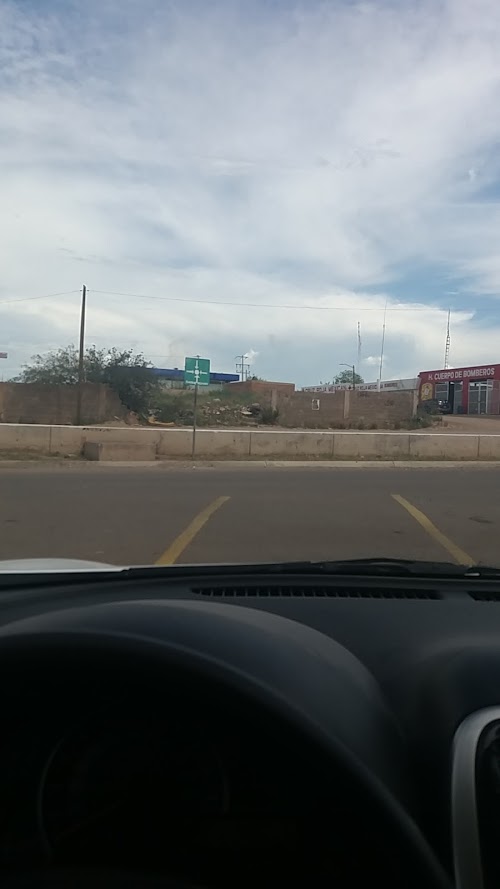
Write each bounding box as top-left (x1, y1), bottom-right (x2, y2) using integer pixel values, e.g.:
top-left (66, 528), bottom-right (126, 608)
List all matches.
top-left (332, 369), bottom-right (364, 385)
top-left (15, 345), bottom-right (160, 416)
top-left (15, 345), bottom-right (81, 385)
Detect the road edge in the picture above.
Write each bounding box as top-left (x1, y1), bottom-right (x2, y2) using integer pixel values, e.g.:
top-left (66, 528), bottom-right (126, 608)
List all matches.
top-left (1, 459), bottom-right (500, 470)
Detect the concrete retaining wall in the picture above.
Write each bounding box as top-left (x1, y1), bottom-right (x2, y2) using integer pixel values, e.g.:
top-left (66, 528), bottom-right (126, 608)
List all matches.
top-left (334, 432), bottom-right (411, 459)
top-left (0, 423), bottom-right (496, 461)
top-left (408, 434), bottom-right (479, 460)
top-left (83, 440), bottom-right (158, 461)
top-left (0, 424), bottom-right (51, 453)
top-left (250, 431), bottom-right (334, 458)
top-left (478, 435), bottom-right (500, 459)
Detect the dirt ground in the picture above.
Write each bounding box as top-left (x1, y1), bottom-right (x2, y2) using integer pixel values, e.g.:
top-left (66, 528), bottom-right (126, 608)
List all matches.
top-left (435, 415), bottom-right (500, 433)
top-left (91, 413), bottom-right (500, 434)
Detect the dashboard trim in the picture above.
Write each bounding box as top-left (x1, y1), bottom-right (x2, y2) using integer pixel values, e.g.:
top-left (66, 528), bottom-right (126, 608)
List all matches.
top-left (451, 706), bottom-right (500, 889)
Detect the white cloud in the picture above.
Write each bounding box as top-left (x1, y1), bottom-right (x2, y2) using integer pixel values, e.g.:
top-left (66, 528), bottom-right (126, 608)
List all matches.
top-left (1, 0), bottom-right (500, 384)
top-left (245, 349), bottom-right (259, 366)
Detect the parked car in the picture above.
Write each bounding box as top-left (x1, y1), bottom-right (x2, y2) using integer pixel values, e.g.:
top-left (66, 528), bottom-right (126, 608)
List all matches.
top-left (438, 400), bottom-right (452, 414)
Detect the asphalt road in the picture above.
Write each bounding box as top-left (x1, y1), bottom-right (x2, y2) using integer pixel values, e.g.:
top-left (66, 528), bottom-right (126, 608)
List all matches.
top-left (1, 463), bottom-right (500, 568)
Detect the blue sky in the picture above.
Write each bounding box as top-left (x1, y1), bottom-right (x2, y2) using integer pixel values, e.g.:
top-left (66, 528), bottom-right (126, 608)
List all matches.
top-left (2, 0), bottom-right (500, 385)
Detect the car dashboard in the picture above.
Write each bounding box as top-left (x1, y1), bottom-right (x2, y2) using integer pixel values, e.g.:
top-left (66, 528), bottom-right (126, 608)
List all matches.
top-left (1, 565), bottom-right (500, 888)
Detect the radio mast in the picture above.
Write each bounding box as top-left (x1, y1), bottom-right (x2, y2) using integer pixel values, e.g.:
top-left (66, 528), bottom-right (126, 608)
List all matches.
top-left (444, 309), bottom-right (451, 369)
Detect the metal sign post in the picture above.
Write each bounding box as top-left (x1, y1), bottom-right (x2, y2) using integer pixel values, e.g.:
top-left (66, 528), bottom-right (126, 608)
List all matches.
top-left (184, 356), bottom-right (210, 459)
top-left (191, 381), bottom-right (198, 459)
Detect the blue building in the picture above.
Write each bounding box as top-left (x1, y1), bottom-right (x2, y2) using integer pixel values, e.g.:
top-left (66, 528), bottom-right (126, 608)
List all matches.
top-left (152, 367), bottom-right (239, 388)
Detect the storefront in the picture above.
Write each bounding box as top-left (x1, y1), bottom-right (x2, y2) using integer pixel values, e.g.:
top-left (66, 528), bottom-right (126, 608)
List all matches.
top-left (418, 364), bottom-right (500, 415)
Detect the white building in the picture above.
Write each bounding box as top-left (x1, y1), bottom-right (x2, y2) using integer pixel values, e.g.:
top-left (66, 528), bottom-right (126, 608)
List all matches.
top-left (302, 378), bottom-right (418, 393)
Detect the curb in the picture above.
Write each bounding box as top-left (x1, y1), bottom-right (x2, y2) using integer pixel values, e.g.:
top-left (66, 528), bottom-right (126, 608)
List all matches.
top-left (1, 459), bottom-right (500, 470)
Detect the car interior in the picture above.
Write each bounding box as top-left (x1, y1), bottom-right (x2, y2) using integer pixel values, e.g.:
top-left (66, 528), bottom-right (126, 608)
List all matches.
top-left (1, 559), bottom-right (500, 889)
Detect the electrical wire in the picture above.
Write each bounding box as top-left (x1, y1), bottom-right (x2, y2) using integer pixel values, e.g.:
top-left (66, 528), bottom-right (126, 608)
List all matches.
top-left (90, 289), bottom-right (431, 311)
top-left (0, 290), bottom-right (80, 306)
top-left (0, 287), bottom-right (443, 313)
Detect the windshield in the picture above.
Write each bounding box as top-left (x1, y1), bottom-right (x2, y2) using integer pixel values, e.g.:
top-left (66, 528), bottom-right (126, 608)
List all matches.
top-left (1, 2), bottom-right (499, 570)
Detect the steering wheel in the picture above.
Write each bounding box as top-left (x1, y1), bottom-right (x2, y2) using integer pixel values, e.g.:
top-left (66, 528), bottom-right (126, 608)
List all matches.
top-left (0, 599), bottom-right (452, 889)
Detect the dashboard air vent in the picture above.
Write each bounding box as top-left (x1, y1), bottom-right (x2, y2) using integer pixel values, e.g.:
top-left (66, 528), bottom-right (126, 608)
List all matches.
top-left (468, 590), bottom-right (500, 601)
top-left (191, 585), bottom-right (441, 599)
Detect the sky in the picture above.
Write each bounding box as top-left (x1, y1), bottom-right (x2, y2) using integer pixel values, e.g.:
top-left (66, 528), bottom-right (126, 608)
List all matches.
top-left (2, 0), bottom-right (500, 386)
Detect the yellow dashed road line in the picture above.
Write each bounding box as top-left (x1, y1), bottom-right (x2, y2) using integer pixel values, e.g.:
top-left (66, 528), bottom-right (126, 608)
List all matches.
top-left (391, 493), bottom-right (474, 566)
top-left (155, 496), bottom-right (230, 565)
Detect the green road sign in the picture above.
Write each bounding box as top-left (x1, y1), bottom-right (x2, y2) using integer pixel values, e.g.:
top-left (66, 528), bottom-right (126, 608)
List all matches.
top-left (184, 356), bottom-right (210, 386)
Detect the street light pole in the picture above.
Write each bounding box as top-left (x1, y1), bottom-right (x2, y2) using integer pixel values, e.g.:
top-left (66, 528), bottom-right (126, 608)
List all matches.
top-left (340, 362), bottom-right (356, 390)
top-left (378, 299), bottom-right (387, 391)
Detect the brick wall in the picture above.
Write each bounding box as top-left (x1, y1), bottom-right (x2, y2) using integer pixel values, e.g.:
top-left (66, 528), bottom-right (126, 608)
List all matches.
top-left (277, 391), bottom-right (345, 427)
top-left (348, 390), bottom-right (415, 425)
top-left (0, 382), bottom-right (127, 425)
top-left (229, 380), bottom-right (295, 398)
top-left (276, 389), bottom-right (415, 428)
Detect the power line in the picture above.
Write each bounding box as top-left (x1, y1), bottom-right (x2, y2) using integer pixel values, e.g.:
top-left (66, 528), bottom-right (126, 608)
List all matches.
top-left (0, 286), bottom-right (453, 314)
top-left (0, 290), bottom-right (80, 306)
top-left (90, 289), bottom-right (439, 312)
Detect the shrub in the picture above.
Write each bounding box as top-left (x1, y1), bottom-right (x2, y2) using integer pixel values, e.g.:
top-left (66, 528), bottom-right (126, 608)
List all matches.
top-left (406, 415), bottom-right (432, 429)
top-left (260, 407), bottom-right (279, 425)
top-left (418, 399), bottom-right (440, 416)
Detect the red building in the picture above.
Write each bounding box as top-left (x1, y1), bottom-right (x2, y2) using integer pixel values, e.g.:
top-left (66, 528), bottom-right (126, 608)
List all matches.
top-left (418, 364), bottom-right (500, 415)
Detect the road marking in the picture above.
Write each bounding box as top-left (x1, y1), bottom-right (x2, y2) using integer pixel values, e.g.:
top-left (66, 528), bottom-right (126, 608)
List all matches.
top-left (391, 494), bottom-right (474, 566)
top-left (155, 496), bottom-right (230, 565)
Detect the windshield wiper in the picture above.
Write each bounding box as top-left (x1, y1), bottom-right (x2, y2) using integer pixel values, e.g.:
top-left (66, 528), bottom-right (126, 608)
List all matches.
top-left (126, 558), bottom-right (477, 579)
top-left (243, 558), bottom-right (472, 577)
top-left (263, 559), bottom-right (500, 578)
top-left (0, 558), bottom-right (497, 591)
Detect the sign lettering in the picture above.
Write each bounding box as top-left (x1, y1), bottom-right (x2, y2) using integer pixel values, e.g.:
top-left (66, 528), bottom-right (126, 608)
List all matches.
top-left (426, 366), bottom-right (495, 382)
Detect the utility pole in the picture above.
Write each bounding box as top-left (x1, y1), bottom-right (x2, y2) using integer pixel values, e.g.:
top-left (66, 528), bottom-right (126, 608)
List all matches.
top-left (75, 284), bottom-right (87, 425)
top-left (357, 321), bottom-right (362, 376)
top-left (444, 308), bottom-right (451, 369)
top-left (235, 354), bottom-right (250, 381)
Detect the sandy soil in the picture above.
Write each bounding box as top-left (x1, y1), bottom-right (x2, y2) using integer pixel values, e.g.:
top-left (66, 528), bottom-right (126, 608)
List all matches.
top-left (436, 415), bottom-right (500, 434)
